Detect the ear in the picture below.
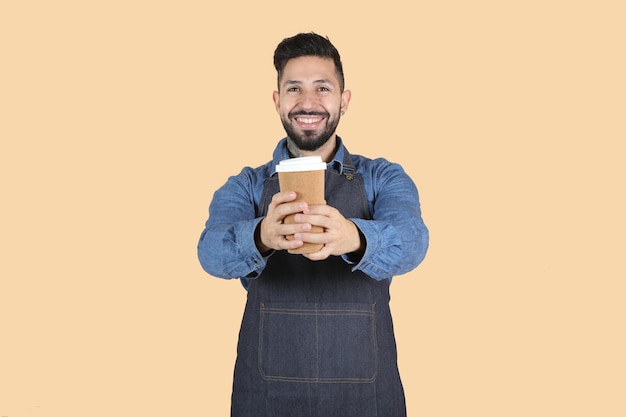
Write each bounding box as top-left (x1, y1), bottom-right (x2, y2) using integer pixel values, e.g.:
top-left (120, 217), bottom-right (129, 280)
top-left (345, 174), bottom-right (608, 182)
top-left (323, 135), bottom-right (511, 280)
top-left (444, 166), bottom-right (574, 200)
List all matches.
top-left (272, 91), bottom-right (280, 113)
top-left (340, 89), bottom-right (352, 115)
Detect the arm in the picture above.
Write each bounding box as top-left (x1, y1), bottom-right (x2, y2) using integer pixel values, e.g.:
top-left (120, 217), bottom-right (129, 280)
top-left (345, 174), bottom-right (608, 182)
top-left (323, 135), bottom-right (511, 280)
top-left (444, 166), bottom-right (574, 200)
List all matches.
top-left (197, 171), bottom-right (268, 280)
top-left (348, 160), bottom-right (429, 280)
top-left (197, 170), bottom-right (317, 280)
top-left (287, 159), bottom-right (428, 280)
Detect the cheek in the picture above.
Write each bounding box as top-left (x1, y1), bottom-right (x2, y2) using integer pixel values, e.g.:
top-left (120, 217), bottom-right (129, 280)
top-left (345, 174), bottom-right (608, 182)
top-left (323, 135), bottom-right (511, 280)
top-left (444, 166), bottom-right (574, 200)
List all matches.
top-left (277, 98), bottom-right (295, 112)
top-left (324, 97), bottom-right (342, 111)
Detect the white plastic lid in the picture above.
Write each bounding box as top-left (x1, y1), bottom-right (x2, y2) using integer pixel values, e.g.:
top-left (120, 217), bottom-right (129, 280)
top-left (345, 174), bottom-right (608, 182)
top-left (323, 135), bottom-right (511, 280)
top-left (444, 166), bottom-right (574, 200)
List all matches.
top-left (275, 156), bottom-right (327, 172)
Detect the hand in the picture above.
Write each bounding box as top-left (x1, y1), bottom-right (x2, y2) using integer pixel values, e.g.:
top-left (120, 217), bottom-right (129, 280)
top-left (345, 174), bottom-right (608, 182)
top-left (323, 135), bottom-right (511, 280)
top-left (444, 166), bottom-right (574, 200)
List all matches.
top-left (292, 204), bottom-right (365, 261)
top-left (256, 191), bottom-right (313, 252)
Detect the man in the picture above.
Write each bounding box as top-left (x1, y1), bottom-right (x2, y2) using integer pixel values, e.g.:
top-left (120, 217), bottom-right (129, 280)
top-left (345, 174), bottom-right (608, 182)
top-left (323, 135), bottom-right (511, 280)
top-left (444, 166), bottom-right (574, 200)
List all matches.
top-left (198, 32), bottom-right (429, 417)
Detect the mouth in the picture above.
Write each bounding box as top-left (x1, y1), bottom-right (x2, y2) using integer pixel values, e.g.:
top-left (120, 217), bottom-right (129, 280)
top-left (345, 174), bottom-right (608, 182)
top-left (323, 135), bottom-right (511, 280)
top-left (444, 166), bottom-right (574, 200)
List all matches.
top-left (293, 114), bottom-right (326, 130)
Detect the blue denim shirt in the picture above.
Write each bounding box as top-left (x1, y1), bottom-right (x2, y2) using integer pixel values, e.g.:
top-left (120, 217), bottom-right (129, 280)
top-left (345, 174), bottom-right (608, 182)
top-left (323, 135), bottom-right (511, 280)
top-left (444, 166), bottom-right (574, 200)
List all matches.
top-left (198, 137), bottom-right (429, 289)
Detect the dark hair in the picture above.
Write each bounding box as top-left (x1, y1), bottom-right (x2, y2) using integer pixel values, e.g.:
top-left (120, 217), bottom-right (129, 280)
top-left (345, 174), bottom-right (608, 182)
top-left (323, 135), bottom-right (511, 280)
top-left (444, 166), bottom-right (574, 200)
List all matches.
top-left (273, 32), bottom-right (345, 92)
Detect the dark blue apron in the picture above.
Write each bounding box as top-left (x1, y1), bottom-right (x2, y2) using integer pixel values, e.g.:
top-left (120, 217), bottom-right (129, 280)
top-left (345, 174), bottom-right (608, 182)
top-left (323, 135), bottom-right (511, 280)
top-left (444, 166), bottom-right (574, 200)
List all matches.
top-left (231, 150), bottom-right (407, 417)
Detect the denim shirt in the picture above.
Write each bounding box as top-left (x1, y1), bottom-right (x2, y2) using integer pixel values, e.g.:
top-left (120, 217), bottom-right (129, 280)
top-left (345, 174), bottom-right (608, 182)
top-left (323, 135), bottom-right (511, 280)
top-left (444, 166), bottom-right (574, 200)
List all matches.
top-left (198, 137), bottom-right (429, 289)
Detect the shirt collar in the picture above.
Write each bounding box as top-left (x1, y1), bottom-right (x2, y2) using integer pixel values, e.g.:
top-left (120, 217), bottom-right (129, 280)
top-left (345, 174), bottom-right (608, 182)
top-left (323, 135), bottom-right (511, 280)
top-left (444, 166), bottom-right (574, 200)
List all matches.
top-left (271, 136), bottom-right (347, 175)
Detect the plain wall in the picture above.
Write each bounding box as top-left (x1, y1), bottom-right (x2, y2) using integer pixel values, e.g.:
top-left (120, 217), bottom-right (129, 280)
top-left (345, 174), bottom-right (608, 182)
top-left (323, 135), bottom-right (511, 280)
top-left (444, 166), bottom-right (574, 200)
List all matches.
top-left (1, 1), bottom-right (624, 416)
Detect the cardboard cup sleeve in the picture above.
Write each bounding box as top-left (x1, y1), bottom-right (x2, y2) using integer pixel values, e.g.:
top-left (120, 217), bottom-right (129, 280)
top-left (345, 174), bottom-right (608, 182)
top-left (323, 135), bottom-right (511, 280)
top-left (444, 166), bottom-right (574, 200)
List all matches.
top-left (276, 156), bottom-right (326, 254)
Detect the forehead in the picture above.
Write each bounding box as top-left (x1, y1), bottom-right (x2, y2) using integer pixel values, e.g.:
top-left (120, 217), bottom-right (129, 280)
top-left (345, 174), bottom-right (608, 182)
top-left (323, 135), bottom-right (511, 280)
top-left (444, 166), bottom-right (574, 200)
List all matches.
top-left (280, 56), bottom-right (339, 85)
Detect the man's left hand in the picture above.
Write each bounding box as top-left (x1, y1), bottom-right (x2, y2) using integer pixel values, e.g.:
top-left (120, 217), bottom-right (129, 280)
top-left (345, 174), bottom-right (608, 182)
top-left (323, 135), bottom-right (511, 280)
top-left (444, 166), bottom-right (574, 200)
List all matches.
top-left (292, 204), bottom-right (365, 261)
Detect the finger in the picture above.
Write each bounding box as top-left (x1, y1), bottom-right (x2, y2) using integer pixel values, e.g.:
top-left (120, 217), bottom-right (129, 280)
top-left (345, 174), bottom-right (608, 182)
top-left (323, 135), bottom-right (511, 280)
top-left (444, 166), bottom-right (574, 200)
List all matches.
top-left (282, 202), bottom-right (310, 217)
top-left (302, 246), bottom-right (331, 261)
top-left (301, 204), bottom-right (331, 215)
top-left (293, 213), bottom-right (329, 228)
top-left (271, 191), bottom-right (298, 205)
top-left (279, 222), bottom-right (312, 236)
top-left (269, 201), bottom-right (309, 222)
top-left (278, 237), bottom-right (305, 251)
top-left (293, 230), bottom-right (327, 245)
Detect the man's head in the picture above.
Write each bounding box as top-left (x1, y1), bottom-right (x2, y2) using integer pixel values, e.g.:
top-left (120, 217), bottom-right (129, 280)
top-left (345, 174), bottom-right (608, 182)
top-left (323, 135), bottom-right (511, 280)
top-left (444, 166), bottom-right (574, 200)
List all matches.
top-left (272, 33), bottom-right (351, 157)
top-left (274, 32), bottom-right (345, 92)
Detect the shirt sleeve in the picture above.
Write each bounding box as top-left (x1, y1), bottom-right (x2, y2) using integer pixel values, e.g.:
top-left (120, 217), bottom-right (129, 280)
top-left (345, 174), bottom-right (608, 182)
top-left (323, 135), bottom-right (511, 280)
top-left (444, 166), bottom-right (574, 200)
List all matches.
top-left (197, 169), bottom-right (270, 282)
top-left (343, 160), bottom-right (429, 280)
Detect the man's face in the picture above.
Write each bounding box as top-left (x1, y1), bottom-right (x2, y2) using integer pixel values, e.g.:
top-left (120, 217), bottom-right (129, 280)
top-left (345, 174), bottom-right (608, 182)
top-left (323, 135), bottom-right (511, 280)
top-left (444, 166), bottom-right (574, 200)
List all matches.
top-left (273, 56), bottom-right (351, 152)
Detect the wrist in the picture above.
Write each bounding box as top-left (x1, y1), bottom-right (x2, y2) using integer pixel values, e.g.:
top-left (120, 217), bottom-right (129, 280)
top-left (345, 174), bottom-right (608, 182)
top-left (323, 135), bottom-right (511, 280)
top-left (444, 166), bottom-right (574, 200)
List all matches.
top-left (346, 221), bottom-right (366, 259)
top-left (254, 220), bottom-right (272, 254)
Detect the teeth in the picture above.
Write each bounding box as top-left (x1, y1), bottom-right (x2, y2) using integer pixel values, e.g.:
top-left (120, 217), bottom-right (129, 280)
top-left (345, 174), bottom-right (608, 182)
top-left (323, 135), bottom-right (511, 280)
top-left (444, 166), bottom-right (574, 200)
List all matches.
top-left (297, 117), bottom-right (321, 124)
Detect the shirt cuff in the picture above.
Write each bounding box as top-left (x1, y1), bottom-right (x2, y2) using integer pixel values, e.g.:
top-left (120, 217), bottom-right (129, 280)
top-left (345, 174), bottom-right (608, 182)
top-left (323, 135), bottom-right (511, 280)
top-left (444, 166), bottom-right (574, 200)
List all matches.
top-left (342, 218), bottom-right (378, 267)
top-left (343, 218), bottom-right (392, 281)
top-left (240, 217), bottom-right (271, 278)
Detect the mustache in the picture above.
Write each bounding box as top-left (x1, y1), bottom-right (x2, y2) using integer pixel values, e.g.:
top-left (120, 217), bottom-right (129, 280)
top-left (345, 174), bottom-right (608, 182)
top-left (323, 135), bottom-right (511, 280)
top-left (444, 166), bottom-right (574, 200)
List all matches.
top-left (288, 110), bottom-right (330, 118)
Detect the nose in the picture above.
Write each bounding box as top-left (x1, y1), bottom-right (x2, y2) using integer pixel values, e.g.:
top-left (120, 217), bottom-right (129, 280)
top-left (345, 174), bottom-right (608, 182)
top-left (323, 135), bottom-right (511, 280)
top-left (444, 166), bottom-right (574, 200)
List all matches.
top-left (299, 89), bottom-right (317, 110)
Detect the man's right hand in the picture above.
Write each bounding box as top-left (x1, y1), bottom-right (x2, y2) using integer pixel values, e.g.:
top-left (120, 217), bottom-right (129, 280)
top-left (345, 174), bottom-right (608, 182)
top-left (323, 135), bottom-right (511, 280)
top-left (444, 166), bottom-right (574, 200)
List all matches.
top-left (255, 191), bottom-right (312, 253)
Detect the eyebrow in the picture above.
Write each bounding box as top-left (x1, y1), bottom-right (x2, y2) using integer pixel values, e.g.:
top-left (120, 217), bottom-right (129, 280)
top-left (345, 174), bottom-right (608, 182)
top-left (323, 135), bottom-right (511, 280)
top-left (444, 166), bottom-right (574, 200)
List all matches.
top-left (283, 79), bottom-right (333, 86)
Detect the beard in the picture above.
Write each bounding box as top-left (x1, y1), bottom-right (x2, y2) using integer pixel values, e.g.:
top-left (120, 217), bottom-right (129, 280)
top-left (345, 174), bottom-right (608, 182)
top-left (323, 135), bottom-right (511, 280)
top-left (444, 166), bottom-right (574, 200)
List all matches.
top-left (280, 110), bottom-right (341, 151)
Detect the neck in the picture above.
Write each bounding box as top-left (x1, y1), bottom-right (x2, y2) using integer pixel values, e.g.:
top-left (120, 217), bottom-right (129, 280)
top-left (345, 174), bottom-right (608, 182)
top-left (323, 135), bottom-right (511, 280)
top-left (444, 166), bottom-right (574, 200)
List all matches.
top-left (287, 136), bottom-right (338, 163)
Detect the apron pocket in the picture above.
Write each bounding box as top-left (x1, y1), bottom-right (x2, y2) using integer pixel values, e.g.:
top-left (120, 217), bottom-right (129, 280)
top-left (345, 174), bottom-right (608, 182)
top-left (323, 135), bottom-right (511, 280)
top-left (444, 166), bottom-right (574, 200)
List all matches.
top-left (259, 302), bottom-right (377, 383)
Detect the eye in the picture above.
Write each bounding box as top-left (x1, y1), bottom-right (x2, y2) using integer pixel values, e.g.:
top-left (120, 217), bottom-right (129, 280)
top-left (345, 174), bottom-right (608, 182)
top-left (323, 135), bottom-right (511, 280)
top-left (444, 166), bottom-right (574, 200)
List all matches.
top-left (317, 86), bottom-right (331, 92)
top-left (286, 86), bottom-right (300, 93)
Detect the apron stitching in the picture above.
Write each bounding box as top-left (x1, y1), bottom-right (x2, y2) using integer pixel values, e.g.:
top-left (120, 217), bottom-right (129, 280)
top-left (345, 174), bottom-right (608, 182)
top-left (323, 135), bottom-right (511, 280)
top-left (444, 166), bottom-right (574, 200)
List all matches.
top-left (315, 302), bottom-right (319, 382)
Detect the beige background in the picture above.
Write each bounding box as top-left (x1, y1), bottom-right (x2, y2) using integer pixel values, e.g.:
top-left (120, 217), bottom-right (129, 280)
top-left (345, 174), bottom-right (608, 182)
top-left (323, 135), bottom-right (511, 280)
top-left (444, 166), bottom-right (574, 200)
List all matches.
top-left (1, 1), bottom-right (624, 416)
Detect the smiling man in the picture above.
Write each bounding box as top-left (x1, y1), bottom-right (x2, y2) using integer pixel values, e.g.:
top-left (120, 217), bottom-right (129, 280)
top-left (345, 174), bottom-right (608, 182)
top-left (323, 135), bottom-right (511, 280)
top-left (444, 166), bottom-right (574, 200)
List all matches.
top-left (275, 55), bottom-right (350, 158)
top-left (198, 32), bottom-right (429, 417)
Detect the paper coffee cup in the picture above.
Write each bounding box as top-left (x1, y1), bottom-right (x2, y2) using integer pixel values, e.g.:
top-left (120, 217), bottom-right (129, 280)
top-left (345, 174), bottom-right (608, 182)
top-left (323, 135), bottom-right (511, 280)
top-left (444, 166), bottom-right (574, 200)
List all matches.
top-left (276, 156), bottom-right (326, 254)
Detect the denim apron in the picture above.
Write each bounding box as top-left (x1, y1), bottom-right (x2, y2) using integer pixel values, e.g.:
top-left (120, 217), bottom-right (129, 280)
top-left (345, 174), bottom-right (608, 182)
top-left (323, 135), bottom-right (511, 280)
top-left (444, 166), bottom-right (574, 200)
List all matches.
top-left (231, 150), bottom-right (407, 417)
